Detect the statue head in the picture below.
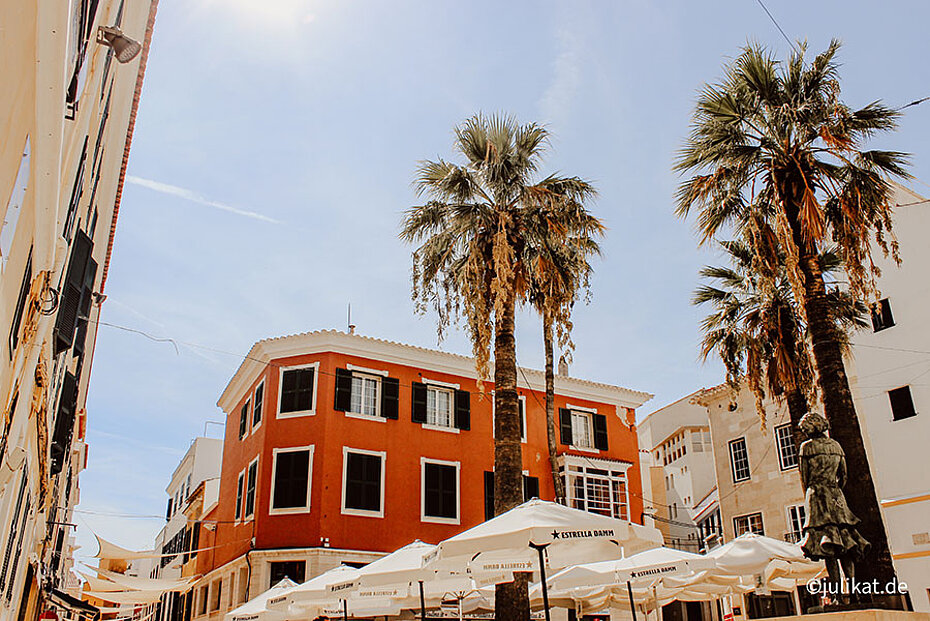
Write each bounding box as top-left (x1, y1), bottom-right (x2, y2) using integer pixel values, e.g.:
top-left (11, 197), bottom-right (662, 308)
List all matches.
top-left (799, 411), bottom-right (829, 437)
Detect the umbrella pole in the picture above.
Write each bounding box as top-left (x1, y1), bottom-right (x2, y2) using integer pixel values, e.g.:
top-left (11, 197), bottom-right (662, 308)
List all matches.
top-left (529, 543), bottom-right (551, 621)
top-left (342, 598), bottom-right (348, 621)
top-left (626, 581), bottom-right (637, 621)
top-left (418, 580), bottom-right (426, 621)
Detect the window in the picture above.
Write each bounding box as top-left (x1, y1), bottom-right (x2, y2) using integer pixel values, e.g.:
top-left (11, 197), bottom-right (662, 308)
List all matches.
top-left (342, 449), bottom-right (384, 516)
top-left (235, 472), bottom-right (244, 521)
top-left (786, 505), bottom-right (806, 543)
top-left (198, 586), bottom-right (208, 616)
top-left (271, 447), bottom-right (312, 512)
top-left (733, 512), bottom-right (764, 536)
top-left (278, 364), bottom-right (317, 416)
top-left (483, 471), bottom-right (540, 520)
top-left (561, 457), bottom-right (629, 521)
top-left (519, 397), bottom-right (527, 442)
top-left (244, 459), bottom-right (258, 519)
top-left (559, 408), bottom-right (608, 450)
top-left (412, 381), bottom-right (468, 429)
top-left (239, 399), bottom-right (250, 439)
top-left (728, 438), bottom-right (750, 482)
top-left (210, 580), bottom-right (222, 611)
top-left (871, 298), bottom-right (895, 332)
top-left (237, 567), bottom-right (248, 604)
top-left (889, 386), bottom-right (917, 421)
top-left (426, 387), bottom-right (453, 428)
top-left (571, 411), bottom-right (593, 448)
top-left (422, 459), bottom-right (459, 523)
top-left (350, 373), bottom-right (380, 417)
top-left (269, 561), bottom-right (305, 586)
top-left (252, 381), bottom-right (264, 428)
top-left (774, 424), bottom-right (798, 470)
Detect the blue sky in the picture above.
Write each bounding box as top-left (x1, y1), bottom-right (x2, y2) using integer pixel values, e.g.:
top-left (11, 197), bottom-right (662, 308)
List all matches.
top-left (75, 0), bottom-right (930, 559)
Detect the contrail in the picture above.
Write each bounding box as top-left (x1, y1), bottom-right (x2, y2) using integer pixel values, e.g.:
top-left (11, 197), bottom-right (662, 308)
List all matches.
top-left (126, 175), bottom-right (281, 224)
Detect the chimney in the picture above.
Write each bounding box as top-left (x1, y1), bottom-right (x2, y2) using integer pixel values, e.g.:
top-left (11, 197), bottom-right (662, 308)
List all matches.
top-left (348, 324), bottom-right (356, 335)
top-left (557, 359), bottom-right (569, 377)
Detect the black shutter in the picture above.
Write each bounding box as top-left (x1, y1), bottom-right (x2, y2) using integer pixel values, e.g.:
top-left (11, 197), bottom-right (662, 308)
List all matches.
top-left (54, 231), bottom-right (93, 355)
top-left (72, 258), bottom-right (98, 358)
top-left (8, 251), bottom-right (32, 354)
top-left (522, 475), bottom-right (540, 501)
top-left (50, 372), bottom-right (78, 475)
top-left (454, 389), bottom-right (470, 430)
top-left (334, 368), bottom-right (353, 412)
top-left (483, 471), bottom-right (495, 521)
top-left (592, 413), bottom-right (609, 450)
top-left (381, 377), bottom-right (399, 419)
top-left (559, 408), bottom-right (573, 446)
top-left (411, 382), bottom-right (427, 423)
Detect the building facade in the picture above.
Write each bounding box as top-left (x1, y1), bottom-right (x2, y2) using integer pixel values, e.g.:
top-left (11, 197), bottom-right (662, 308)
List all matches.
top-left (0, 1), bottom-right (157, 620)
top-left (187, 330), bottom-right (653, 621)
top-left (638, 391), bottom-right (719, 553)
top-left (845, 184), bottom-right (930, 611)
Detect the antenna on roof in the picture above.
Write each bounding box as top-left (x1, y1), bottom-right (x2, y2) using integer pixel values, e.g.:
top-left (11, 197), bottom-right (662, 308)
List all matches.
top-left (347, 303), bottom-right (356, 335)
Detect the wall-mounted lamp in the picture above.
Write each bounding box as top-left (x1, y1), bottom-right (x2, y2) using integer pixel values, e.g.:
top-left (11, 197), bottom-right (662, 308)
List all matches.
top-left (97, 26), bottom-right (142, 63)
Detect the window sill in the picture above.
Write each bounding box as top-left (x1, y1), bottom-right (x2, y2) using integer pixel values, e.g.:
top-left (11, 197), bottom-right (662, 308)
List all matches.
top-left (421, 515), bottom-right (460, 525)
top-left (277, 410), bottom-right (316, 419)
top-left (422, 423), bottom-right (459, 434)
top-left (269, 506), bottom-right (311, 515)
top-left (345, 412), bottom-right (386, 422)
top-left (341, 507), bottom-right (384, 518)
top-left (569, 445), bottom-right (600, 454)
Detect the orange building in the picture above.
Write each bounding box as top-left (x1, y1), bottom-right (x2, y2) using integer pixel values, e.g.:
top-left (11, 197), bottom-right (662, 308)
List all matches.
top-left (189, 330), bottom-right (652, 621)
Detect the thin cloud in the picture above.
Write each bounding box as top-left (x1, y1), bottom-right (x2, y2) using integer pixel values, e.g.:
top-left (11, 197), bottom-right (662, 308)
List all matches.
top-left (539, 27), bottom-right (583, 126)
top-left (126, 175), bottom-right (281, 224)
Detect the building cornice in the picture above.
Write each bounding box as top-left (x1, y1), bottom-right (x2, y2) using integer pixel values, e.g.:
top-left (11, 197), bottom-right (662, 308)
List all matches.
top-left (217, 330), bottom-right (652, 413)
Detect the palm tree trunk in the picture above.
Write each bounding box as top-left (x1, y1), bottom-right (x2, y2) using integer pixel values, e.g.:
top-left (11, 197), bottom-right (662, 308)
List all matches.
top-left (543, 315), bottom-right (566, 503)
top-left (493, 297), bottom-right (529, 621)
top-left (797, 250), bottom-right (897, 585)
top-left (785, 387), bottom-right (808, 456)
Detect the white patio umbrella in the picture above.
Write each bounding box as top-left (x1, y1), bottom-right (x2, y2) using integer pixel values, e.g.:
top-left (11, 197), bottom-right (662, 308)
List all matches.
top-left (426, 500), bottom-right (663, 621)
top-left (706, 533), bottom-right (824, 585)
top-left (267, 565), bottom-right (360, 611)
top-left (225, 578), bottom-right (296, 621)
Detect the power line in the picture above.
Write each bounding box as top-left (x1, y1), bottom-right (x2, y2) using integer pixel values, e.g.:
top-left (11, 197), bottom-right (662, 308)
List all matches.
top-left (753, 0), bottom-right (797, 54)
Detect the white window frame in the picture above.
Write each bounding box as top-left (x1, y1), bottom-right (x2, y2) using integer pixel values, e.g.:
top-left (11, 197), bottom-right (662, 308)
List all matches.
top-left (346, 371), bottom-right (383, 421)
top-left (420, 457), bottom-right (461, 525)
top-left (243, 456), bottom-right (259, 521)
top-left (733, 511), bottom-right (764, 536)
top-left (560, 455), bottom-right (631, 521)
top-left (422, 377), bottom-right (460, 390)
top-left (251, 379), bottom-right (265, 433)
top-left (269, 445), bottom-right (315, 515)
top-left (277, 362), bottom-right (320, 419)
top-left (728, 437), bottom-right (751, 483)
top-left (570, 409), bottom-right (595, 451)
top-left (774, 423), bottom-right (798, 470)
top-left (490, 393), bottom-right (528, 442)
top-left (424, 385), bottom-right (456, 432)
top-left (340, 447), bottom-right (386, 518)
top-left (786, 504), bottom-right (806, 542)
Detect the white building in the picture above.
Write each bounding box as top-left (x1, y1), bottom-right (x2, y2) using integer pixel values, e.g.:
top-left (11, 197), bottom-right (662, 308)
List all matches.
top-left (0, 1), bottom-right (156, 619)
top-left (846, 184), bottom-right (930, 611)
top-left (638, 391), bottom-right (718, 553)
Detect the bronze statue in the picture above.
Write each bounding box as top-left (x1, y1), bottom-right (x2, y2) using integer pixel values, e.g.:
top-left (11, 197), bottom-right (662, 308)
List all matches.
top-left (798, 412), bottom-right (870, 602)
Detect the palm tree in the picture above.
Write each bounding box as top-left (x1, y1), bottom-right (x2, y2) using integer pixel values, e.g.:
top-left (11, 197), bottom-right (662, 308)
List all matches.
top-left (527, 229), bottom-right (603, 504)
top-left (695, 240), bottom-right (867, 448)
top-left (401, 113), bottom-right (597, 621)
top-left (676, 40), bottom-right (909, 585)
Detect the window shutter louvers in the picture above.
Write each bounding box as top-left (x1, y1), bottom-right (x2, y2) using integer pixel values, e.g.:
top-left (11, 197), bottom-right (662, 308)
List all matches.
top-left (334, 368), bottom-right (353, 412)
top-left (72, 257), bottom-right (97, 358)
top-left (592, 413), bottom-right (609, 450)
top-left (454, 390), bottom-right (470, 430)
top-left (559, 408), bottom-right (573, 446)
top-left (411, 382), bottom-right (427, 423)
top-left (50, 371), bottom-right (78, 475)
top-left (380, 377), bottom-right (399, 419)
top-left (483, 471), bottom-right (495, 521)
top-left (54, 231), bottom-right (93, 355)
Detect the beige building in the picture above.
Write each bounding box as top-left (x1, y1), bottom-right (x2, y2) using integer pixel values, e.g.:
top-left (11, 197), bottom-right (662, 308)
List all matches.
top-left (638, 390), bottom-right (719, 553)
top-left (0, 1), bottom-right (157, 619)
